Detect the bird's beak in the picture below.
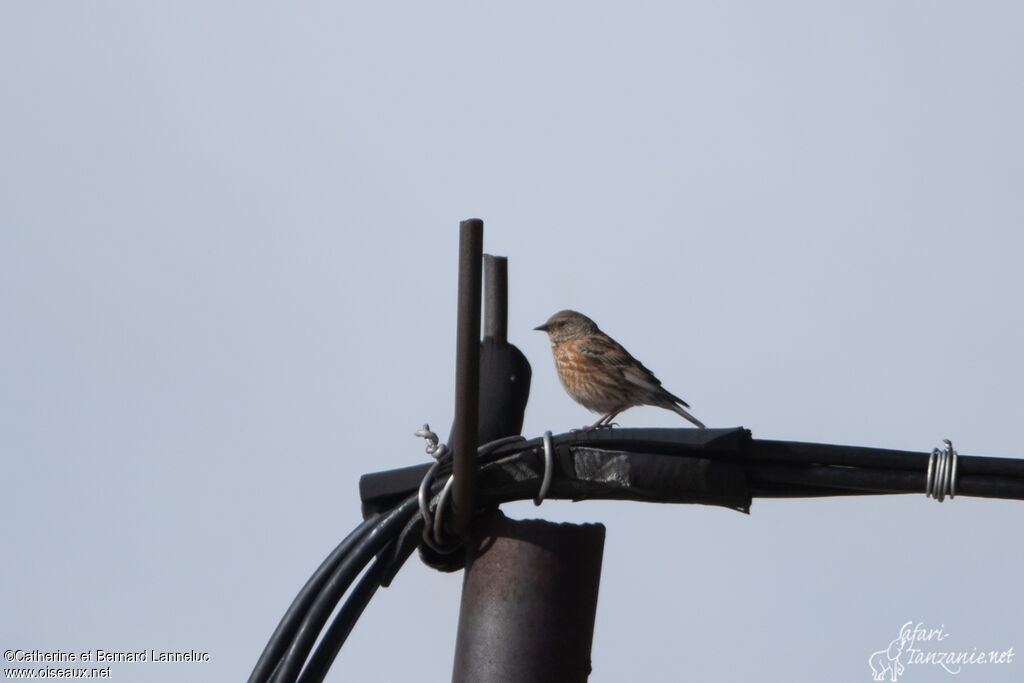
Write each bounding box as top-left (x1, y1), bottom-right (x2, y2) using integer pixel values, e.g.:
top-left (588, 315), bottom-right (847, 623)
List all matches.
top-left (533, 323), bottom-right (549, 332)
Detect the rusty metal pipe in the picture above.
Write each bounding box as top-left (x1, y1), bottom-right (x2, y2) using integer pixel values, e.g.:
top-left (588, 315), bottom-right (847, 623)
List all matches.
top-left (483, 255), bottom-right (508, 342)
top-left (452, 511), bottom-right (606, 683)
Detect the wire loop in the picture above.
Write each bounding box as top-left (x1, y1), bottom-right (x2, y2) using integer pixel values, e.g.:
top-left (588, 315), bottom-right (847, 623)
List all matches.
top-left (417, 459), bottom-right (442, 535)
top-left (534, 431), bottom-right (554, 506)
top-left (926, 439), bottom-right (958, 502)
top-left (414, 424), bottom-right (448, 460)
top-left (416, 429), bottom-right (527, 553)
top-left (432, 475), bottom-right (456, 547)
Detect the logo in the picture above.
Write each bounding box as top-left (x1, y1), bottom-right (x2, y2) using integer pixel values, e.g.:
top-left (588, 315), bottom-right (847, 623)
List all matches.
top-left (868, 622), bottom-right (1015, 681)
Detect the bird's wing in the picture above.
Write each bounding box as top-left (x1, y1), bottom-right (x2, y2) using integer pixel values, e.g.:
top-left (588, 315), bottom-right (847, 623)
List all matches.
top-left (576, 334), bottom-right (634, 367)
top-left (577, 334), bottom-right (691, 408)
top-left (577, 334), bottom-right (663, 390)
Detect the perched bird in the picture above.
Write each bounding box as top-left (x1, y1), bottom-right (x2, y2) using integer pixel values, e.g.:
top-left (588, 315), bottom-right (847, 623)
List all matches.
top-left (534, 310), bottom-right (706, 430)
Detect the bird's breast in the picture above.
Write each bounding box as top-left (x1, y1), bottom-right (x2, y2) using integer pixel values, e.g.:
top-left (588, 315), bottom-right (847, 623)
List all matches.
top-left (551, 341), bottom-right (622, 412)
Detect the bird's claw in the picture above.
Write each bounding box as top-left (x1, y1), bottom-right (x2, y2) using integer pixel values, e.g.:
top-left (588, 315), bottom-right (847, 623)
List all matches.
top-left (575, 422), bottom-right (619, 432)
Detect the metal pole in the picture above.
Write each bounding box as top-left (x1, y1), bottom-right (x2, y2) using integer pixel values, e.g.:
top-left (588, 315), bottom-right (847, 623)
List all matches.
top-left (451, 244), bottom-right (601, 682)
top-left (451, 219), bottom-right (483, 536)
top-left (452, 512), bottom-right (606, 683)
top-left (483, 255), bottom-right (507, 342)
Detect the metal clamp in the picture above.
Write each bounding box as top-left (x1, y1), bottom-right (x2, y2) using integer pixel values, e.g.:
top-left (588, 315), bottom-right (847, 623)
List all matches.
top-left (534, 431), bottom-right (554, 506)
top-left (926, 439), bottom-right (958, 502)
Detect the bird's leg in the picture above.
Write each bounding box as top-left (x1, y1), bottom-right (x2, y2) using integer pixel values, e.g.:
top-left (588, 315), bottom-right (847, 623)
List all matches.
top-left (579, 413), bottom-right (612, 432)
top-left (602, 408), bottom-right (625, 426)
top-left (583, 409), bottom-right (623, 431)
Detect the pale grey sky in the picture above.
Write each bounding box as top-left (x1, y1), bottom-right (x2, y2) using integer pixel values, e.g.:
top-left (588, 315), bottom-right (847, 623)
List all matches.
top-left (2, 2), bottom-right (1022, 682)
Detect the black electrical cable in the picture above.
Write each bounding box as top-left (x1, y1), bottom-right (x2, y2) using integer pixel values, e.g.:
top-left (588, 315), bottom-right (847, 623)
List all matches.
top-left (746, 463), bottom-right (1024, 500)
top-left (749, 439), bottom-right (1024, 478)
top-left (250, 440), bottom-right (507, 683)
top-left (747, 463), bottom-right (924, 494)
top-left (268, 495), bottom-right (420, 683)
top-left (295, 556), bottom-right (390, 683)
top-left (248, 513), bottom-right (382, 683)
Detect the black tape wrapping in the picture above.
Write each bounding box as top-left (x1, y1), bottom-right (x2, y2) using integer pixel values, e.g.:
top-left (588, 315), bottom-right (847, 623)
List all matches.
top-left (409, 440), bottom-right (751, 574)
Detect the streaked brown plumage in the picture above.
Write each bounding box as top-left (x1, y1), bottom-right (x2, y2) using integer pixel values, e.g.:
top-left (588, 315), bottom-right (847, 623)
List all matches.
top-left (534, 310), bottom-right (706, 430)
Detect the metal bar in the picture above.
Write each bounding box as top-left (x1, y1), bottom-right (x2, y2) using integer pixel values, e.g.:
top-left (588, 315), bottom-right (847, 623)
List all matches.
top-left (451, 219), bottom-right (483, 536)
top-left (452, 512), bottom-right (606, 683)
top-left (483, 255), bottom-right (508, 341)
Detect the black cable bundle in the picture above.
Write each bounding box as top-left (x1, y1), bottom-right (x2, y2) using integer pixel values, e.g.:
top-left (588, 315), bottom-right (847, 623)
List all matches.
top-left (251, 427), bottom-right (1024, 682)
top-left (247, 498), bottom-right (419, 683)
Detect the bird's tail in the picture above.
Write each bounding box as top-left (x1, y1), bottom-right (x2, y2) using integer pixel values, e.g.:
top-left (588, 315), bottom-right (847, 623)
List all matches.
top-left (668, 401), bottom-right (706, 429)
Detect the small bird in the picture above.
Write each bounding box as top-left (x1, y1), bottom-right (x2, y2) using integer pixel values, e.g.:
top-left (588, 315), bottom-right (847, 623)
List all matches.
top-left (534, 310), bottom-right (706, 430)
